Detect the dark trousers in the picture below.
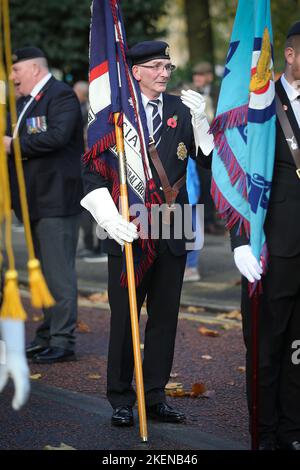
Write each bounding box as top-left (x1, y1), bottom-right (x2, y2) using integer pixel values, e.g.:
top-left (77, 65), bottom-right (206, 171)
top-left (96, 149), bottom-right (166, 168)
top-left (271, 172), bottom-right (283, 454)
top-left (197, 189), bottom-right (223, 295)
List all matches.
top-left (241, 253), bottom-right (300, 443)
top-left (31, 215), bottom-right (80, 351)
top-left (107, 243), bottom-right (186, 408)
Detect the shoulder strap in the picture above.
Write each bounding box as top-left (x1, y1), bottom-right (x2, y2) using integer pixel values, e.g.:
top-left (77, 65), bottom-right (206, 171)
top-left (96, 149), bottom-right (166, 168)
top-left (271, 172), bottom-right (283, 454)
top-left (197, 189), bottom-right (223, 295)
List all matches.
top-left (275, 93), bottom-right (300, 178)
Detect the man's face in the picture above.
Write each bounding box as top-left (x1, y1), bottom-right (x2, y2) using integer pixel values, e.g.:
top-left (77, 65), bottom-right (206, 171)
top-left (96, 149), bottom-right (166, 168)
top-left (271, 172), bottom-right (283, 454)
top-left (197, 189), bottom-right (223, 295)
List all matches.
top-left (132, 59), bottom-right (172, 98)
top-left (10, 60), bottom-right (38, 96)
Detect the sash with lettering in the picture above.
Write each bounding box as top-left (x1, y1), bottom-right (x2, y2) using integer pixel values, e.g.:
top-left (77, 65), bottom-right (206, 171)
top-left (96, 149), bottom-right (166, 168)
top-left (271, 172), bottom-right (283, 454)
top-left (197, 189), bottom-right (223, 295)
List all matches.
top-left (83, 0), bottom-right (162, 286)
top-left (210, 0), bottom-right (276, 293)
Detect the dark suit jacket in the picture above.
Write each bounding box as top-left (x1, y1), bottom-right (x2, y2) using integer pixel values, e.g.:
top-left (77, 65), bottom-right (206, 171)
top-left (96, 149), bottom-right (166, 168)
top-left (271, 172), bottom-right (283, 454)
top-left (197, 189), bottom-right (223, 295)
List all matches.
top-left (9, 76), bottom-right (84, 222)
top-left (82, 92), bottom-right (211, 256)
top-left (231, 78), bottom-right (300, 257)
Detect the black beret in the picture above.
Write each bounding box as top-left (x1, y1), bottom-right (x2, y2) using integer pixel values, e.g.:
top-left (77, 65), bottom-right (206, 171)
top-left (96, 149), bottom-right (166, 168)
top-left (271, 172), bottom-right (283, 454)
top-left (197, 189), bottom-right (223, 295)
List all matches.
top-left (126, 41), bottom-right (170, 65)
top-left (12, 47), bottom-right (46, 64)
top-left (287, 21), bottom-right (300, 39)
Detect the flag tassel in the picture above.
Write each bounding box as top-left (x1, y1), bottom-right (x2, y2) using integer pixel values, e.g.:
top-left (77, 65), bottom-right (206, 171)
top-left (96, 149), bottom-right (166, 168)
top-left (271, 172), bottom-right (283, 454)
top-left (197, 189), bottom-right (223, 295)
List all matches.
top-left (28, 259), bottom-right (55, 308)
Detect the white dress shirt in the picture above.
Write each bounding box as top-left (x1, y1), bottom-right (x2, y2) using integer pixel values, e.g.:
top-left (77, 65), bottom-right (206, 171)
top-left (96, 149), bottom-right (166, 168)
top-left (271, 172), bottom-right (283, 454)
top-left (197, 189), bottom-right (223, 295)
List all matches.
top-left (281, 73), bottom-right (300, 128)
top-left (141, 93), bottom-right (163, 138)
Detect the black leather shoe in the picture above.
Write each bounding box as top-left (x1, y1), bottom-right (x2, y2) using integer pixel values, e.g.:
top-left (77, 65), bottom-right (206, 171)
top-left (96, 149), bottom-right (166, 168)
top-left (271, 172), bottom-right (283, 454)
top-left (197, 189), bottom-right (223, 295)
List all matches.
top-left (258, 436), bottom-right (277, 450)
top-left (111, 406), bottom-right (134, 427)
top-left (31, 347), bottom-right (76, 364)
top-left (26, 342), bottom-right (48, 358)
top-left (279, 440), bottom-right (300, 451)
top-left (147, 402), bottom-right (186, 423)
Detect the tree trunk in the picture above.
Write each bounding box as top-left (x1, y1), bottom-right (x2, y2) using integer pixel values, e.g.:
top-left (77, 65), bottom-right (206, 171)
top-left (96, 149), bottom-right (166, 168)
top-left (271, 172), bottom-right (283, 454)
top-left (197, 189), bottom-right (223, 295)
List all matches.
top-left (184, 0), bottom-right (214, 66)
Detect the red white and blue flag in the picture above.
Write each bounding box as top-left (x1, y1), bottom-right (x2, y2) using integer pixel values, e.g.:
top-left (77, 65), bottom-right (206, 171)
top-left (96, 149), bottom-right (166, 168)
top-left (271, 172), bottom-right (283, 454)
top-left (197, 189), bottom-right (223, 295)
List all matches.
top-left (84, 0), bottom-right (162, 286)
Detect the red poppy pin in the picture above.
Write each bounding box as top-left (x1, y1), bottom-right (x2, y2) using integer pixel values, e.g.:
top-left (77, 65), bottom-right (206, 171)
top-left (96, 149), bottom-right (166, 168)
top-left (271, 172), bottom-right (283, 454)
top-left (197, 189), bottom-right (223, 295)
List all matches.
top-left (167, 115), bottom-right (178, 129)
top-left (35, 91), bottom-right (44, 102)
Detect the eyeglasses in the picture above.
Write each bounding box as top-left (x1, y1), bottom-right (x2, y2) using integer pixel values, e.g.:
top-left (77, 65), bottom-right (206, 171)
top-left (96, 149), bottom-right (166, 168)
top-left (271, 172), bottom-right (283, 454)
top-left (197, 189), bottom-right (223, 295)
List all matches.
top-left (138, 63), bottom-right (176, 74)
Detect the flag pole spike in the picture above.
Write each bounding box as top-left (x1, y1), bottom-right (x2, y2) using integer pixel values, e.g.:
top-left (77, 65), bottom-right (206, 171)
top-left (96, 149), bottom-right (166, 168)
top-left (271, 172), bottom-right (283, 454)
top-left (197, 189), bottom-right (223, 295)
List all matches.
top-left (114, 113), bottom-right (148, 443)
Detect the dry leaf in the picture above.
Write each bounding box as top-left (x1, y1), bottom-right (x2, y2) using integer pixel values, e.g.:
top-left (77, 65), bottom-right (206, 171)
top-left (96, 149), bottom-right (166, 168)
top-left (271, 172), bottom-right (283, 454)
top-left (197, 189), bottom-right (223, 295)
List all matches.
top-left (166, 389), bottom-right (187, 397)
top-left (201, 355), bottom-right (213, 360)
top-left (198, 326), bottom-right (220, 337)
top-left (190, 382), bottom-right (207, 397)
top-left (32, 315), bottom-right (43, 322)
top-left (88, 374), bottom-right (101, 380)
top-left (237, 366), bottom-right (246, 373)
top-left (76, 320), bottom-right (91, 333)
top-left (165, 382), bottom-right (183, 390)
top-left (88, 291), bottom-right (108, 303)
top-left (44, 442), bottom-right (76, 450)
top-left (30, 373), bottom-right (42, 380)
top-left (226, 310), bottom-right (242, 320)
top-left (227, 381), bottom-right (235, 386)
top-left (187, 306), bottom-right (205, 313)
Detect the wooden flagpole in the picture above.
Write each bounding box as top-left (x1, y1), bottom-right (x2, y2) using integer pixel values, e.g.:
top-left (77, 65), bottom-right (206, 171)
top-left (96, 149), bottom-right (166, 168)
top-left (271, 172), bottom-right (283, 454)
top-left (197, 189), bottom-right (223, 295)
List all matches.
top-left (114, 113), bottom-right (148, 443)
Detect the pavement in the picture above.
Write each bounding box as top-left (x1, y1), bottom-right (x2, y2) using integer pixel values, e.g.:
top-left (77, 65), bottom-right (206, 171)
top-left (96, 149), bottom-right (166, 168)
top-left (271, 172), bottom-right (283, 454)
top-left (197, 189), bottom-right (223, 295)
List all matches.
top-left (0, 225), bottom-right (250, 452)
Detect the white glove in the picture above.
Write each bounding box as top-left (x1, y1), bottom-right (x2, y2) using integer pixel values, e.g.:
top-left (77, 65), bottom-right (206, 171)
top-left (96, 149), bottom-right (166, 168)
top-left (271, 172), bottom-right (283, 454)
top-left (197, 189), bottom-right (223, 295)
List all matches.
top-left (181, 89), bottom-right (214, 156)
top-left (233, 245), bottom-right (263, 283)
top-left (80, 187), bottom-right (138, 247)
top-left (0, 319), bottom-right (30, 410)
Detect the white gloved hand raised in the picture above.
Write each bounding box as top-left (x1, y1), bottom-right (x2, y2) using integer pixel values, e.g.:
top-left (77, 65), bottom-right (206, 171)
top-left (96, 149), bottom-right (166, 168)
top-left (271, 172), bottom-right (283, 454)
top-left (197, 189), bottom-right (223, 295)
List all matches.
top-left (80, 187), bottom-right (138, 247)
top-left (233, 245), bottom-right (263, 283)
top-left (180, 89), bottom-right (214, 156)
top-left (0, 319), bottom-right (30, 410)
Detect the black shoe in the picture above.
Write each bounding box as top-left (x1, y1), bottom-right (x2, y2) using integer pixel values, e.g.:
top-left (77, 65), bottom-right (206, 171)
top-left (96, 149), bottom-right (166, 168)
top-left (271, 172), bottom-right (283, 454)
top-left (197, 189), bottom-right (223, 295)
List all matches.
top-left (111, 406), bottom-right (134, 427)
top-left (26, 342), bottom-right (48, 359)
top-left (32, 347), bottom-right (76, 364)
top-left (258, 435), bottom-right (277, 450)
top-left (279, 440), bottom-right (300, 451)
top-left (147, 402), bottom-right (186, 423)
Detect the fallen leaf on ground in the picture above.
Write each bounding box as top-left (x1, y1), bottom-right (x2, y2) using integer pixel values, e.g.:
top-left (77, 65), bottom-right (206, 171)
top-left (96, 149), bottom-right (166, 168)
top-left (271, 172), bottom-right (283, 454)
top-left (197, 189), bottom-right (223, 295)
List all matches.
top-left (237, 366), bottom-right (246, 373)
top-left (225, 310), bottom-right (242, 320)
top-left (88, 374), bottom-right (101, 380)
top-left (186, 306), bottom-right (205, 313)
top-left (198, 326), bottom-right (220, 337)
top-left (166, 389), bottom-right (188, 397)
top-left (170, 372), bottom-right (179, 378)
top-left (76, 320), bottom-right (91, 333)
top-left (227, 381), bottom-right (235, 386)
top-left (44, 442), bottom-right (76, 450)
top-left (88, 291), bottom-right (108, 303)
top-left (165, 382), bottom-right (183, 390)
top-left (201, 355), bottom-right (213, 360)
top-left (30, 374), bottom-right (42, 380)
top-left (190, 382), bottom-right (207, 397)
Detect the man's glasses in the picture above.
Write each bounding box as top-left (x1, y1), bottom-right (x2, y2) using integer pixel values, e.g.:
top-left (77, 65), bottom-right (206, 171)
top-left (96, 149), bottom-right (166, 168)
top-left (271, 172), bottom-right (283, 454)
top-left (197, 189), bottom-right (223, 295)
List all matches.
top-left (138, 63), bottom-right (176, 74)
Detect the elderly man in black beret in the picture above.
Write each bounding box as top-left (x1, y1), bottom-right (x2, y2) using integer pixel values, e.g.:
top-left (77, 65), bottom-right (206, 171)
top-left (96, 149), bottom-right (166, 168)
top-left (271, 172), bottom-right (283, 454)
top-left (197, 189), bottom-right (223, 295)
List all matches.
top-left (4, 47), bottom-right (83, 364)
top-left (81, 40), bottom-right (214, 427)
top-left (231, 22), bottom-right (300, 450)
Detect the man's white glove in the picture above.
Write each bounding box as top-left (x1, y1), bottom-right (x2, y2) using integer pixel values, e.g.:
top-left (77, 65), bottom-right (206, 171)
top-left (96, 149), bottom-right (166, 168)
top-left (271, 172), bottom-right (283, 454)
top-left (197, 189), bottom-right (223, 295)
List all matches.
top-left (233, 245), bottom-right (263, 283)
top-left (80, 187), bottom-right (138, 247)
top-left (0, 319), bottom-right (30, 410)
top-left (180, 89), bottom-right (214, 156)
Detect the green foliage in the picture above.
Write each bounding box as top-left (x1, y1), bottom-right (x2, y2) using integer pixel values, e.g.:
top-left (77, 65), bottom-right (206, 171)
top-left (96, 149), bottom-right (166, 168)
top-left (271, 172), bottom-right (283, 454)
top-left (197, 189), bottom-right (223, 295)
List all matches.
top-left (9, 0), bottom-right (167, 82)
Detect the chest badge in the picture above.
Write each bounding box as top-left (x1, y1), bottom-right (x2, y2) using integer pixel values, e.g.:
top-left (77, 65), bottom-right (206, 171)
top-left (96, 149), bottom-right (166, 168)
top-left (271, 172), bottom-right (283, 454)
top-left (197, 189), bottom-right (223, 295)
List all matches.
top-left (177, 142), bottom-right (188, 160)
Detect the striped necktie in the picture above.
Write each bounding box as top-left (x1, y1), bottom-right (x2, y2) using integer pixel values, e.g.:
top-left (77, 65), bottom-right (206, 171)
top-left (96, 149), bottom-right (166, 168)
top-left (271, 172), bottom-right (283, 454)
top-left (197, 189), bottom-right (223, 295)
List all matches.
top-left (149, 99), bottom-right (162, 147)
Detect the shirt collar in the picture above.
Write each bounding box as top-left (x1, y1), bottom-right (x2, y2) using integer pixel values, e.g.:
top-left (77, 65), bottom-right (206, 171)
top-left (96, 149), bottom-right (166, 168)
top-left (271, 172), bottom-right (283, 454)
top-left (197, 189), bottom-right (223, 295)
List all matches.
top-left (281, 73), bottom-right (300, 102)
top-left (30, 73), bottom-right (52, 98)
top-left (141, 92), bottom-right (163, 108)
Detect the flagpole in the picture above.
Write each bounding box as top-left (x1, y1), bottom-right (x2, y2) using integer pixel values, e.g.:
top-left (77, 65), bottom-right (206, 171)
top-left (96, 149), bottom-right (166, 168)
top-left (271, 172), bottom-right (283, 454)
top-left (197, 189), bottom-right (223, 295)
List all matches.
top-left (114, 113), bottom-right (148, 443)
top-left (251, 286), bottom-right (259, 450)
